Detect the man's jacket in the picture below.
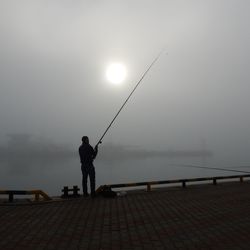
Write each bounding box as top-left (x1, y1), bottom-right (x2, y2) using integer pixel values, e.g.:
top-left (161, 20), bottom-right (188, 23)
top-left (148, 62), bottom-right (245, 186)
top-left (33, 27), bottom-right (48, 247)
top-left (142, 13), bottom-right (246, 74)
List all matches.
top-left (79, 143), bottom-right (98, 165)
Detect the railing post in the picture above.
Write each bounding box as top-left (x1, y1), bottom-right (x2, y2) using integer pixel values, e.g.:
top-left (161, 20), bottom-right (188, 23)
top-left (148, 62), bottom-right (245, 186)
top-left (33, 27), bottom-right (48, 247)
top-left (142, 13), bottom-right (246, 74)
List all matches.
top-left (213, 178), bottom-right (217, 185)
top-left (9, 192), bottom-right (14, 202)
top-left (147, 184), bottom-right (151, 192)
top-left (35, 193), bottom-right (40, 201)
top-left (240, 176), bottom-right (243, 182)
top-left (182, 181), bottom-right (186, 188)
top-left (62, 186), bottom-right (69, 197)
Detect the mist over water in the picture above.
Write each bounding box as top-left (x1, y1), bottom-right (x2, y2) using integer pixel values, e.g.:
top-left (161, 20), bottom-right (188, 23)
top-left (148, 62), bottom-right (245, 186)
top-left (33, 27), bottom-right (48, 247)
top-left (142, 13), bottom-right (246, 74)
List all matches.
top-left (0, 134), bottom-right (249, 196)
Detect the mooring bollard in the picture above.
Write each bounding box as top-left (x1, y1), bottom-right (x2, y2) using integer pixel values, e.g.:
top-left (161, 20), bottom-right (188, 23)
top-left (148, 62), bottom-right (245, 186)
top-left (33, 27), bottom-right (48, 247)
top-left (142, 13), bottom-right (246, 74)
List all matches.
top-left (73, 186), bottom-right (80, 196)
top-left (61, 186), bottom-right (80, 198)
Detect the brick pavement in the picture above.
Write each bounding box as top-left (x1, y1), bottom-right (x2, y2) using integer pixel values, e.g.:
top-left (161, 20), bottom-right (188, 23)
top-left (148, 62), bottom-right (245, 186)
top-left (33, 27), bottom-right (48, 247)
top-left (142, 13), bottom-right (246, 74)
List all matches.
top-left (0, 181), bottom-right (250, 250)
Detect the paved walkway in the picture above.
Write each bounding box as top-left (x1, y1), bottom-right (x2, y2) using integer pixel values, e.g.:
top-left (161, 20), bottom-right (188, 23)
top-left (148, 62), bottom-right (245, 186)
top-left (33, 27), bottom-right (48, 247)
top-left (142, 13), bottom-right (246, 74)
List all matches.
top-left (1, 181), bottom-right (250, 250)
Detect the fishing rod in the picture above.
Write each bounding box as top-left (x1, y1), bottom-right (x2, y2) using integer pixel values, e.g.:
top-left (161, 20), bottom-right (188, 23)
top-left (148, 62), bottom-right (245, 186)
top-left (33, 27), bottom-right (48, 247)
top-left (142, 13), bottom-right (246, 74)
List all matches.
top-left (96, 50), bottom-right (165, 147)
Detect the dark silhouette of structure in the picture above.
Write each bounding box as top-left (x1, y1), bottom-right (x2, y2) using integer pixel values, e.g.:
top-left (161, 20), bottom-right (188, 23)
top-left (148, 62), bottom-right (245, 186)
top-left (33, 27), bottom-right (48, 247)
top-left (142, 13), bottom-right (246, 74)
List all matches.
top-left (61, 186), bottom-right (80, 198)
top-left (79, 136), bottom-right (98, 197)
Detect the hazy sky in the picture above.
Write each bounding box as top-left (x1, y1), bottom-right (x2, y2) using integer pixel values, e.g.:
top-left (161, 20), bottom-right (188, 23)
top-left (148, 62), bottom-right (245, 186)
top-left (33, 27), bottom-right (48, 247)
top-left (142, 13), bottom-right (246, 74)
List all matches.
top-left (0, 0), bottom-right (250, 163)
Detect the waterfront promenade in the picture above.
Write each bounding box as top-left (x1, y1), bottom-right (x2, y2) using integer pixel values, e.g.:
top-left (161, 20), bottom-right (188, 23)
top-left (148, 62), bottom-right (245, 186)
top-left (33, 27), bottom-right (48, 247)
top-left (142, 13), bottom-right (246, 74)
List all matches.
top-left (0, 181), bottom-right (250, 250)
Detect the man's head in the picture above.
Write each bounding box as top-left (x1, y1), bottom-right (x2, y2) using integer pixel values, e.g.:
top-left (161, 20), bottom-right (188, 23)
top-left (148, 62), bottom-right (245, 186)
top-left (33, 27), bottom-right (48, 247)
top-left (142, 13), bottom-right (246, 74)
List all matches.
top-left (82, 136), bottom-right (89, 144)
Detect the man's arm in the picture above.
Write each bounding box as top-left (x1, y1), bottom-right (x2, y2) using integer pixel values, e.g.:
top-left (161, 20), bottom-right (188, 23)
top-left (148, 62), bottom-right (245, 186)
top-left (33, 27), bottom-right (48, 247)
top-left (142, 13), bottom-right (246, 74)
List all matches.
top-left (92, 145), bottom-right (98, 159)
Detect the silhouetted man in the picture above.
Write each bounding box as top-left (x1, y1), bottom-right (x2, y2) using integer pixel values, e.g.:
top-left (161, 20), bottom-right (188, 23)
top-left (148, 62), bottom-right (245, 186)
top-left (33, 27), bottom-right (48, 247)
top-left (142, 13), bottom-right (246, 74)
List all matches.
top-left (79, 136), bottom-right (98, 198)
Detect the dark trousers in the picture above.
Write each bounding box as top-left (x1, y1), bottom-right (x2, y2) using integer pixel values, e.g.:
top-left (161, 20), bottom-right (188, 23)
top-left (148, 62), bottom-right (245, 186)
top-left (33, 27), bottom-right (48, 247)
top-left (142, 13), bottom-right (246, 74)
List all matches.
top-left (81, 164), bottom-right (95, 195)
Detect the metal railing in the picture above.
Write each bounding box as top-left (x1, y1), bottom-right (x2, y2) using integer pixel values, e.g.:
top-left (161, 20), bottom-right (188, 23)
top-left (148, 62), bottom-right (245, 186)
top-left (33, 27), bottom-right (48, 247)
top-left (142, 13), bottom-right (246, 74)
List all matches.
top-left (0, 190), bottom-right (52, 202)
top-left (96, 174), bottom-right (250, 193)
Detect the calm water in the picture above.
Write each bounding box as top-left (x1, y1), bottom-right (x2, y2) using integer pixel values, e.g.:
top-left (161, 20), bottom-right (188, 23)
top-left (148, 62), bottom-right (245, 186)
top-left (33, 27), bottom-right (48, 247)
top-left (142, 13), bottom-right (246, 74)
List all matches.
top-left (1, 156), bottom-right (248, 196)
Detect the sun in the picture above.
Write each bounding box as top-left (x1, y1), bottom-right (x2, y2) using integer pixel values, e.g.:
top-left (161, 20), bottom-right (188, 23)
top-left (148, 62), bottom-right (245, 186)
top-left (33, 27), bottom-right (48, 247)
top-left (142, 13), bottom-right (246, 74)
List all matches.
top-left (106, 63), bottom-right (127, 85)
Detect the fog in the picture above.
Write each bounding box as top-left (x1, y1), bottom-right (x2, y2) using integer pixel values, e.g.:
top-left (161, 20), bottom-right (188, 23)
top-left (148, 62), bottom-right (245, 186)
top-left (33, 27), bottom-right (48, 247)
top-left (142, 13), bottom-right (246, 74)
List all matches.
top-left (0, 1), bottom-right (250, 195)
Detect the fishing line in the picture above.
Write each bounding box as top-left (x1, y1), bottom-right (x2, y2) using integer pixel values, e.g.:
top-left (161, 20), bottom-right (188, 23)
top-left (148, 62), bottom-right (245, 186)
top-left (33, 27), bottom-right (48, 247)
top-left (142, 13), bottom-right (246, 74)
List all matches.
top-left (173, 164), bottom-right (250, 174)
